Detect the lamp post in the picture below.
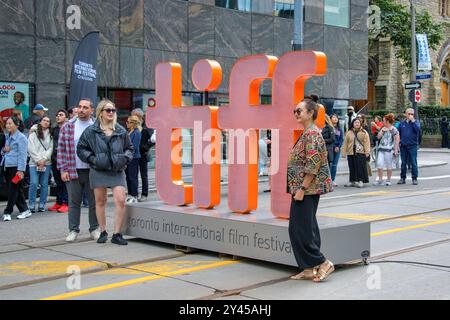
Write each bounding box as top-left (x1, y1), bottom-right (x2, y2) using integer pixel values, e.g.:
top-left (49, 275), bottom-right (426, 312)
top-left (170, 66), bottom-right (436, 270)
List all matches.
top-left (410, 0), bottom-right (419, 119)
top-left (292, 0), bottom-right (304, 51)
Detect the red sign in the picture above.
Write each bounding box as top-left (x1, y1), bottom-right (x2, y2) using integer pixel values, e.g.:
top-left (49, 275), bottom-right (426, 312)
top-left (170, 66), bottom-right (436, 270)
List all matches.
top-left (415, 90), bottom-right (421, 103)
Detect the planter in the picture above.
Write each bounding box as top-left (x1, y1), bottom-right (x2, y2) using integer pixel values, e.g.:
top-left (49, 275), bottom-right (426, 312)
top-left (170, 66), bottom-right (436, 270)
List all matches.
top-left (421, 135), bottom-right (443, 148)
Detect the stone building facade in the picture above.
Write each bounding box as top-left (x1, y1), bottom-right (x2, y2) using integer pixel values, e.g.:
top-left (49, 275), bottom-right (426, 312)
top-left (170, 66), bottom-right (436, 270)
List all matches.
top-left (0, 0), bottom-right (369, 119)
top-left (369, 0), bottom-right (450, 111)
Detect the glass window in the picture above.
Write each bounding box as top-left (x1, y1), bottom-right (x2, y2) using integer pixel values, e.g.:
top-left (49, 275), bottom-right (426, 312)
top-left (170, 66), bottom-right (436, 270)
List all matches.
top-left (216, 0), bottom-right (251, 12)
top-left (274, 0), bottom-right (294, 19)
top-left (324, 0), bottom-right (349, 28)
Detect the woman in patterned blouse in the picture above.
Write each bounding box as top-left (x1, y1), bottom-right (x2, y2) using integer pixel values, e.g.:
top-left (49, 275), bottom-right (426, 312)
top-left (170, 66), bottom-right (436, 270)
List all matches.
top-left (287, 95), bottom-right (334, 282)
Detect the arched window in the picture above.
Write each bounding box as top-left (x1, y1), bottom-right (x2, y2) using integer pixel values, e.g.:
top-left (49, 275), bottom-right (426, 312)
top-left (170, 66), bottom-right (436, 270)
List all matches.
top-left (440, 0), bottom-right (449, 17)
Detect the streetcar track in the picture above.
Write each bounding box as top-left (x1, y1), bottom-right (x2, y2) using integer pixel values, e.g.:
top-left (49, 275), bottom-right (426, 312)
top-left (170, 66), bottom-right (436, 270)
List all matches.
top-left (196, 237), bottom-right (450, 300)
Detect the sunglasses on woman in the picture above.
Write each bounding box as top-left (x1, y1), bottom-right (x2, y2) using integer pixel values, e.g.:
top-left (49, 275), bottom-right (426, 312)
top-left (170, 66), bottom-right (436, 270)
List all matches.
top-left (104, 108), bottom-right (116, 114)
top-left (293, 108), bottom-right (301, 115)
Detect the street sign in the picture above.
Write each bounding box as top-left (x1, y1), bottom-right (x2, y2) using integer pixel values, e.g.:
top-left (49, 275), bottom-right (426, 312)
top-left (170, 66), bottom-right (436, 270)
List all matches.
top-left (416, 73), bottom-right (432, 80)
top-left (415, 89), bottom-right (421, 103)
top-left (405, 82), bottom-right (421, 90)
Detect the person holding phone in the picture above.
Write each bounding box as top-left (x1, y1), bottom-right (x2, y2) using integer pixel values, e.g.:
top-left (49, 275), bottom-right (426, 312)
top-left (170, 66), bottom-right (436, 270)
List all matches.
top-left (397, 108), bottom-right (421, 185)
top-left (27, 116), bottom-right (53, 213)
top-left (1, 116), bottom-right (30, 221)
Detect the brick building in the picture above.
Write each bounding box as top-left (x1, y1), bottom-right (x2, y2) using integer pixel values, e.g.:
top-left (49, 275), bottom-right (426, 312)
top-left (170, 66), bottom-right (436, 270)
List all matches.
top-left (369, 0), bottom-right (450, 111)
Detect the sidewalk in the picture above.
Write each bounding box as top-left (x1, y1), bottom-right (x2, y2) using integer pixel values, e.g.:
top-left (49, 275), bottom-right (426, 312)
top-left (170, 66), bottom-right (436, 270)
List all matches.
top-left (418, 148), bottom-right (450, 153)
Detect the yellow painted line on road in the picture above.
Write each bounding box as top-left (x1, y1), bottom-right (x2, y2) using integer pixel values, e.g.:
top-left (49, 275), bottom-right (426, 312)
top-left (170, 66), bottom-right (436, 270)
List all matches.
top-left (0, 261), bottom-right (106, 276)
top-left (371, 218), bottom-right (450, 237)
top-left (40, 259), bottom-right (238, 300)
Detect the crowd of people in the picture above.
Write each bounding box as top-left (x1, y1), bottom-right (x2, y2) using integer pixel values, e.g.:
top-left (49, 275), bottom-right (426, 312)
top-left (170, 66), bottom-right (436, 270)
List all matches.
top-left (336, 105), bottom-right (421, 188)
top-left (0, 98), bottom-right (155, 246)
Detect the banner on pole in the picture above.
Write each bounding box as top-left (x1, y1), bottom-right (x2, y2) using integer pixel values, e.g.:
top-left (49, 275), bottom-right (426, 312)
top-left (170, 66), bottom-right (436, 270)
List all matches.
top-left (416, 34), bottom-right (432, 71)
top-left (68, 32), bottom-right (100, 109)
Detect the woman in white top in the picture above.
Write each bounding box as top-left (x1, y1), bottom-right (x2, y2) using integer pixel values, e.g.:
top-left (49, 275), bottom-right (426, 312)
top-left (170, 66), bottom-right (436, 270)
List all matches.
top-left (28, 116), bottom-right (53, 213)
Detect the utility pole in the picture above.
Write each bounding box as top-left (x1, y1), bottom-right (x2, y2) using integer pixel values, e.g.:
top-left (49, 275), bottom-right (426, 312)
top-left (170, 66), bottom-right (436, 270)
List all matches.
top-left (410, 0), bottom-right (419, 120)
top-left (292, 0), bottom-right (304, 51)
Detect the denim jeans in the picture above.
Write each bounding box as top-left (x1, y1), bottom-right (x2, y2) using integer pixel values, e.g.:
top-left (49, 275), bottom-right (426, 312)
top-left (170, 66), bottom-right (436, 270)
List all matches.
top-left (28, 165), bottom-right (51, 210)
top-left (330, 150), bottom-right (341, 182)
top-left (400, 144), bottom-right (418, 180)
top-left (126, 159), bottom-right (140, 197)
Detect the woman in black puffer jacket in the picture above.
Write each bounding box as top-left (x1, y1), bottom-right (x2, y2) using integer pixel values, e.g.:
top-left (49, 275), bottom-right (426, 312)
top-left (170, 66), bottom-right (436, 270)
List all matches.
top-left (321, 114), bottom-right (336, 171)
top-left (77, 99), bottom-right (134, 246)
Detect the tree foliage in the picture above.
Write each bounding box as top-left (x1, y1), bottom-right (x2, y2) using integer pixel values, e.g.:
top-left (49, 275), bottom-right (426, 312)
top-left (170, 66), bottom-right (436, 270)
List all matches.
top-left (370, 0), bottom-right (445, 71)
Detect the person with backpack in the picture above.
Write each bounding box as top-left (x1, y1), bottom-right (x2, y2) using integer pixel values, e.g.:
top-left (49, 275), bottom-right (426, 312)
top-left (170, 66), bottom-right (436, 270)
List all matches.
top-left (27, 116), bottom-right (53, 213)
top-left (373, 113), bottom-right (400, 186)
top-left (131, 108), bottom-right (154, 202)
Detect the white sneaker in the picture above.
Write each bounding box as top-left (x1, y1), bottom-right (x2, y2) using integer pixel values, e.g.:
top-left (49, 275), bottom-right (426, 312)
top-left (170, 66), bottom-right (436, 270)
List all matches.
top-left (90, 228), bottom-right (101, 241)
top-left (344, 182), bottom-right (355, 187)
top-left (66, 231), bottom-right (79, 242)
top-left (17, 210), bottom-right (32, 220)
top-left (126, 196), bottom-right (138, 204)
top-left (356, 181), bottom-right (364, 188)
top-left (3, 214), bottom-right (11, 222)
top-left (138, 196), bottom-right (148, 202)
top-left (385, 180), bottom-right (391, 186)
top-left (373, 180), bottom-right (383, 186)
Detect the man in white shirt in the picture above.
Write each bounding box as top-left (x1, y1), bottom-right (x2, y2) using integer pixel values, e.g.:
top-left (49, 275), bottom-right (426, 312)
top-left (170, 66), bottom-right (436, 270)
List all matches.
top-left (57, 98), bottom-right (99, 242)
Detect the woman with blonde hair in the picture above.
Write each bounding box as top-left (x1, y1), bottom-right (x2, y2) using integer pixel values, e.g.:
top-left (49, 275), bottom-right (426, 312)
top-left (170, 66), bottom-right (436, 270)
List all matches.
top-left (125, 115), bottom-right (142, 203)
top-left (77, 99), bottom-right (134, 245)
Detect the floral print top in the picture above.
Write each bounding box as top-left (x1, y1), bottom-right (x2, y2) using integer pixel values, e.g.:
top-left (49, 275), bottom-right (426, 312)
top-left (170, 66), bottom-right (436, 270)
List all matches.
top-left (287, 125), bottom-right (333, 196)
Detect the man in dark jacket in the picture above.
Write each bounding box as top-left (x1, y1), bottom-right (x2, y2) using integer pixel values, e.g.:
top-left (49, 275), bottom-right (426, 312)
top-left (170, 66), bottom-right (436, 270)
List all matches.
top-left (49, 109), bottom-right (69, 213)
top-left (131, 108), bottom-right (155, 202)
top-left (397, 108), bottom-right (421, 185)
top-left (440, 116), bottom-right (449, 148)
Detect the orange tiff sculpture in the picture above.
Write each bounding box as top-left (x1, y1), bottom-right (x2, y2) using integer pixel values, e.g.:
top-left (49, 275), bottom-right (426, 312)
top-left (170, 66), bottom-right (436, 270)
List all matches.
top-left (147, 51), bottom-right (327, 219)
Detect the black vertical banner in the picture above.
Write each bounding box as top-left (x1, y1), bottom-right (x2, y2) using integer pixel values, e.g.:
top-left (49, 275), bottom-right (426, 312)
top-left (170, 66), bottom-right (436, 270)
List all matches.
top-left (68, 31), bottom-right (100, 109)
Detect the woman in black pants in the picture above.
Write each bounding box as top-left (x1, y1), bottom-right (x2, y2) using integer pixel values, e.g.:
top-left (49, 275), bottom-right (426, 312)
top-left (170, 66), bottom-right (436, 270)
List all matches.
top-left (1, 117), bottom-right (30, 221)
top-left (287, 96), bottom-right (334, 282)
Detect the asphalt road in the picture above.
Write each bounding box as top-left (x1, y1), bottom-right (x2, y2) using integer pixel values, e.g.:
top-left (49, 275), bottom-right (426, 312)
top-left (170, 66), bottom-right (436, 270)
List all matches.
top-left (0, 150), bottom-right (449, 300)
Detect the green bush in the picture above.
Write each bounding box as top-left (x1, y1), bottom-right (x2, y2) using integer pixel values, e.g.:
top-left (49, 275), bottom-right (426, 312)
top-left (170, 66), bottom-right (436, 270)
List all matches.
top-left (418, 105), bottom-right (450, 119)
